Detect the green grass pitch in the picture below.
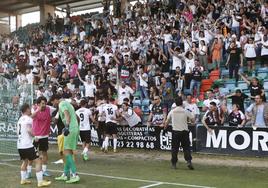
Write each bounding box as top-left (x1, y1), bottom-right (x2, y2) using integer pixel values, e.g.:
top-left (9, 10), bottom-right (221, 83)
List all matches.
top-left (0, 145), bottom-right (268, 188)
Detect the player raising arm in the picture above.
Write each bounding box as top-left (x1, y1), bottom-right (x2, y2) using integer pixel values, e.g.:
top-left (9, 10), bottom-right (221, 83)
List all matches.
top-left (17, 103), bottom-right (51, 187)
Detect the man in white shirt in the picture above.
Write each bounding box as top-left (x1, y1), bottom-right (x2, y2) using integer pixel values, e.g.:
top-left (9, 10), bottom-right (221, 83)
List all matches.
top-left (120, 103), bottom-right (141, 127)
top-left (183, 94), bottom-right (200, 123)
top-left (78, 72), bottom-right (97, 98)
top-left (79, 28), bottom-right (86, 42)
top-left (261, 35), bottom-right (268, 66)
top-left (117, 81), bottom-right (134, 105)
top-left (17, 103), bottom-right (51, 187)
top-left (202, 90), bottom-right (220, 111)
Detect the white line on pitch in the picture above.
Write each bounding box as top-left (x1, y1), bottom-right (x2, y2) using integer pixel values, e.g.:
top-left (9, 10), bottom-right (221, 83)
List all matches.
top-left (0, 162), bottom-right (216, 188)
top-left (139, 182), bottom-right (163, 188)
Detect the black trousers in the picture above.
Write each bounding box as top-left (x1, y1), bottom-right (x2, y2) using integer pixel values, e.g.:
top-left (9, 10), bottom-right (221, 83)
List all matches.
top-left (229, 65), bottom-right (239, 82)
top-left (171, 130), bottom-right (192, 165)
top-left (184, 73), bottom-right (192, 89)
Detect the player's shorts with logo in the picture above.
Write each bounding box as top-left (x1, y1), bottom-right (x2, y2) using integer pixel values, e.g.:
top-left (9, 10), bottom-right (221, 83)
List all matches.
top-left (33, 137), bottom-right (49, 152)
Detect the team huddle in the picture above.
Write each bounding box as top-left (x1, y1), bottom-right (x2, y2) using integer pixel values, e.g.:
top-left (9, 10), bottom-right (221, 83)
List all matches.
top-left (16, 95), bottom-right (142, 186)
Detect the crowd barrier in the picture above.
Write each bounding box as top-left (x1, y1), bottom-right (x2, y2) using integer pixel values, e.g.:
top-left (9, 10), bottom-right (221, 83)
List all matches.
top-left (0, 121), bottom-right (267, 156)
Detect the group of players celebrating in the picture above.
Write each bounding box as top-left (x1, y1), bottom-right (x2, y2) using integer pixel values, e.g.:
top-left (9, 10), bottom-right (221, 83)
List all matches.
top-left (17, 95), bottom-right (141, 186)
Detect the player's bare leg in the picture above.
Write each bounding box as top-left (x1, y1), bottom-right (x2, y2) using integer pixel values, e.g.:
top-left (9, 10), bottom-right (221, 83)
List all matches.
top-left (82, 142), bottom-right (90, 161)
top-left (112, 134), bottom-right (118, 153)
top-left (41, 151), bottom-right (50, 176)
top-left (35, 158), bottom-right (51, 187)
top-left (26, 160), bottom-right (33, 179)
top-left (20, 160), bottom-right (31, 185)
top-left (103, 134), bottom-right (110, 153)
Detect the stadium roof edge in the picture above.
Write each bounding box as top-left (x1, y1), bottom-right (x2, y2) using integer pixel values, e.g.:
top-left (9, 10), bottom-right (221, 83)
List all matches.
top-left (0, 0), bottom-right (105, 18)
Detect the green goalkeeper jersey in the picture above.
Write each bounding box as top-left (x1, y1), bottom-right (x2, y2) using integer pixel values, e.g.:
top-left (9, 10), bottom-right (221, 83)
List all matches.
top-left (59, 101), bottom-right (79, 131)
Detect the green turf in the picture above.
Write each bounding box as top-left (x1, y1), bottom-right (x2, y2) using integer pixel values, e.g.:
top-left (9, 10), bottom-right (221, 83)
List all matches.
top-left (0, 146), bottom-right (268, 188)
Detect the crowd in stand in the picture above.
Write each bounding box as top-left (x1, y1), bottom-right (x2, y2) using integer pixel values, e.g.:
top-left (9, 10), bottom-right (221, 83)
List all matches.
top-left (0, 0), bottom-right (268, 129)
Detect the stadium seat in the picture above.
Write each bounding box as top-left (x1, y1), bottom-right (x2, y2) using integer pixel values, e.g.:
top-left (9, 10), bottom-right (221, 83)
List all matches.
top-left (141, 105), bottom-right (150, 114)
top-left (133, 99), bottom-right (142, 107)
top-left (257, 71), bottom-right (268, 80)
top-left (220, 69), bottom-right (229, 79)
top-left (237, 81), bottom-right (248, 91)
top-left (200, 79), bottom-right (213, 92)
top-left (202, 71), bottom-right (209, 79)
top-left (209, 70), bottom-right (220, 82)
top-left (198, 92), bottom-right (205, 101)
top-left (257, 67), bottom-right (268, 72)
top-left (210, 70), bottom-right (220, 77)
top-left (141, 99), bottom-right (150, 106)
top-left (133, 91), bottom-right (141, 98)
top-left (219, 87), bottom-right (229, 95)
top-left (263, 80), bottom-right (268, 90)
top-left (224, 80), bottom-right (236, 91)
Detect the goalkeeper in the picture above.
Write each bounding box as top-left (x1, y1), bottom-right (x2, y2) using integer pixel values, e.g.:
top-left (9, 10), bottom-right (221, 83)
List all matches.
top-left (50, 95), bottom-right (80, 184)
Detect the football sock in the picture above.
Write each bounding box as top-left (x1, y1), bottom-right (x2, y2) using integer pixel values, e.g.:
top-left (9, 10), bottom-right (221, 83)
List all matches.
top-left (83, 147), bottom-right (88, 154)
top-left (64, 156), bottom-right (70, 176)
top-left (27, 165), bottom-right (32, 174)
top-left (21, 171), bottom-right (27, 181)
top-left (36, 171), bottom-right (43, 183)
top-left (66, 154), bottom-right (77, 175)
top-left (42, 165), bottom-right (47, 172)
top-left (104, 137), bottom-right (109, 150)
top-left (113, 138), bottom-right (117, 150)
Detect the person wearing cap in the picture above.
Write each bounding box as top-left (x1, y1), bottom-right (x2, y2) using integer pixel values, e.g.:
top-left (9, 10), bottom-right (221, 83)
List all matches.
top-left (226, 89), bottom-right (248, 113)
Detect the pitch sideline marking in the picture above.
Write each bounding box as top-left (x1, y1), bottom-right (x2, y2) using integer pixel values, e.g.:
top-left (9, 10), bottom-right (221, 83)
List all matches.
top-left (0, 162), bottom-right (216, 188)
top-left (139, 182), bottom-right (163, 188)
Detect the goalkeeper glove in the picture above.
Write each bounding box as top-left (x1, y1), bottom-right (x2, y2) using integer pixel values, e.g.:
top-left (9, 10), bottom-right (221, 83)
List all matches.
top-left (63, 124), bottom-right (70, 136)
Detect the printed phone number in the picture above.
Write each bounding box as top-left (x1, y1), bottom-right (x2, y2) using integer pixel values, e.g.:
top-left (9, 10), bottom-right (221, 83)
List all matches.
top-left (117, 141), bottom-right (155, 149)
